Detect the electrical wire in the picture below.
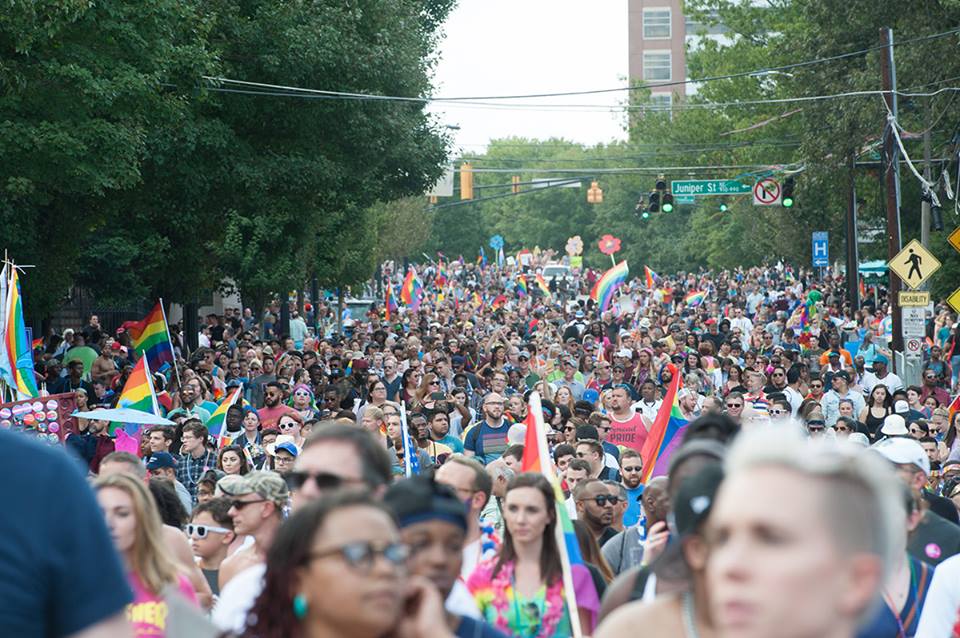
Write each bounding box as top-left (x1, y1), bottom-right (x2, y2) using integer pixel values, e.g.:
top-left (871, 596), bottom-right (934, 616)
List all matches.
top-left (201, 25), bottom-right (960, 103)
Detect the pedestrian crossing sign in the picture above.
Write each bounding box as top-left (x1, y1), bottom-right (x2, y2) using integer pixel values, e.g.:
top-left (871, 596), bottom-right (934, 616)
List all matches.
top-left (888, 239), bottom-right (940, 290)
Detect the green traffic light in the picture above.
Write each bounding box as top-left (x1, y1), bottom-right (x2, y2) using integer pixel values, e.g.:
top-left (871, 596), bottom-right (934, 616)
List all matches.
top-left (642, 211), bottom-right (650, 219)
top-left (782, 196), bottom-right (794, 208)
top-left (662, 202), bottom-right (673, 213)
top-left (719, 203), bottom-right (728, 212)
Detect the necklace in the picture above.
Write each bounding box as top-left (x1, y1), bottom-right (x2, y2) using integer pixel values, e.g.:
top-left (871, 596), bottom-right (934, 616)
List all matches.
top-left (682, 591), bottom-right (700, 638)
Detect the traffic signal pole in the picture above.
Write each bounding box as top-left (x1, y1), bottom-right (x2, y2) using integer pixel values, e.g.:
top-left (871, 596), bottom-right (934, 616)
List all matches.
top-left (880, 26), bottom-right (904, 355)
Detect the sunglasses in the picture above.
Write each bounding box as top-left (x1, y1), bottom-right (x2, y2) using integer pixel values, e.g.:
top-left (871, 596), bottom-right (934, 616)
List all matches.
top-left (294, 390), bottom-right (311, 397)
top-left (726, 403), bottom-right (742, 409)
top-left (279, 421), bottom-right (299, 430)
top-left (230, 498), bottom-right (267, 511)
top-left (835, 426), bottom-right (851, 433)
top-left (621, 465), bottom-right (642, 473)
top-left (186, 523), bottom-right (231, 539)
top-left (308, 541), bottom-right (409, 572)
top-left (580, 494), bottom-right (620, 506)
top-left (770, 409), bottom-right (786, 415)
top-left (285, 471), bottom-right (358, 492)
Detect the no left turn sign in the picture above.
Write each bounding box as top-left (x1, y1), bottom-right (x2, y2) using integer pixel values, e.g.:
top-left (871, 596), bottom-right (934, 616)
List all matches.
top-left (753, 178), bottom-right (781, 206)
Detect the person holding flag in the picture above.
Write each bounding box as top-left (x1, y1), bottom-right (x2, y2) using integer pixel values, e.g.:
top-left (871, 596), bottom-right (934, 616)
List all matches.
top-left (465, 392), bottom-right (600, 637)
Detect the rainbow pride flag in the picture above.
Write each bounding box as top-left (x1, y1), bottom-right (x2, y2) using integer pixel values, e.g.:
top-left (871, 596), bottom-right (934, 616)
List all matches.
top-left (590, 260), bottom-right (629, 313)
top-left (472, 291), bottom-right (482, 308)
top-left (948, 394), bottom-right (960, 423)
top-left (516, 275), bottom-right (528, 297)
top-left (644, 265), bottom-right (658, 289)
top-left (124, 301), bottom-right (174, 372)
top-left (117, 357), bottom-right (161, 415)
top-left (640, 364), bottom-right (689, 482)
top-left (491, 294), bottom-right (506, 310)
top-left (400, 269), bottom-right (424, 311)
top-left (0, 266), bottom-right (39, 399)
top-left (384, 284), bottom-right (398, 322)
top-left (534, 273), bottom-right (551, 297)
top-left (684, 290), bottom-right (706, 307)
top-left (206, 387), bottom-right (243, 442)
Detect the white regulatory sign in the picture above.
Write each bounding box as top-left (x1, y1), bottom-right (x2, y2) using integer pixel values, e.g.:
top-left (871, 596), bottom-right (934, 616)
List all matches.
top-left (901, 306), bottom-right (926, 338)
top-left (905, 337), bottom-right (923, 356)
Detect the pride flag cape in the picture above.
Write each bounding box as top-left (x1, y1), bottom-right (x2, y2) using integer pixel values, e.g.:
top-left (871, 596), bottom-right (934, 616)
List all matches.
top-left (117, 357), bottom-right (161, 416)
top-left (590, 260), bottom-right (629, 313)
top-left (399, 402), bottom-right (420, 477)
top-left (206, 387), bottom-right (243, 443)
top-left (125, 301), bottom-right (175, 372)
top-left (684, 290), bottom-right (706, 307)
top-left (644, 266), bottom-right (658, 289)
top-left (400, 269), bottom-right (424, 311)
top-left (534, 273), bottom-right (551, 297)
top-left (0, 266), bottom-right (39, 399)
top-left (521, 392), bottom-right (591, 638)
top-left (640, 364), bottom-right (689, 483)
top-left (516, 275), bottom-right (528, 297)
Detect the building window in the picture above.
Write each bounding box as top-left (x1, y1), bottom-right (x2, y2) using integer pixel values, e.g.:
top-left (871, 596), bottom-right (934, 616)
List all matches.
top-left (643, 8), bottom-right (672, 39)
top-left (642, 51), bottom-right (672, 82)
top-left (648, 93), bottom-right (673, 112)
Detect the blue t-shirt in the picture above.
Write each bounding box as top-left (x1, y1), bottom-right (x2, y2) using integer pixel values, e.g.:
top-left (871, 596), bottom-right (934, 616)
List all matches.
top-left (463, 420), bottom-right (510, 465)
top-left (0, 430), bottom-right (132, 636)
top-left (855, 556), bottom-right (933, 638)
top-left (623, 484), bottom-right (645, 528)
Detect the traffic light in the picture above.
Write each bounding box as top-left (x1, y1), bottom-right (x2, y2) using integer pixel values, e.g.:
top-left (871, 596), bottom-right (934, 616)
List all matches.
top-left (635, 201), bottom-right (649, 220)
top-left (655, 176), bottom-right (667, 191)
top-left (922, 190), bottom-right (945, 231)
top-left (719, 202), bottom-right (728, 212)
top-left (460, 162), bottom-right (473, 200)
top-left (512, 175), bottom-right (520, 194)
top-left (648, 191), bottom-right (660, 213)
top-left (782, 177), bottom-right (795, 208)
top-left (662, 193), bottom-right (674, 212)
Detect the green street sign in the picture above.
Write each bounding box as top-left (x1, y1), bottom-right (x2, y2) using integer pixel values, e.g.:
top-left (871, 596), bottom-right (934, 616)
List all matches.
top-left (671, 180), bottom-right (752, 196)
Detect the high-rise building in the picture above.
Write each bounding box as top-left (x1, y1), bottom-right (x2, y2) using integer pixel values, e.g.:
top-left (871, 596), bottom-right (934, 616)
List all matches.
top-left (628, 1), bottom-right (727, 110)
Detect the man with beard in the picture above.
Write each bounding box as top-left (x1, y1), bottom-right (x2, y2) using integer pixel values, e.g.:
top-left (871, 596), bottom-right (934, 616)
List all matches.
top-left (256, 381), bottom-right (298, 429)
top-left (248, 354), bottom-right (276, 408)
top-left (410, 412), bottom-right (452, 468)
top-left (428, 409), bottom-right (464, 455)
top-left (618, 449), bottom-right (644, 527)
top-left (575, 478), bottom-right (619, 546)
top-left (463, 392), bottom-right (509, 465)
top-left (65, 417), bottom-right (115, 474)
top-left (607, 385), bottom-right (650, 452)
top-left (168, 377), bottom-right (211, 423)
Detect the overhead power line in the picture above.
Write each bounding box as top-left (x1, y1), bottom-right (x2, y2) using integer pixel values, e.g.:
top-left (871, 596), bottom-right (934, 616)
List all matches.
top-left (200, 26), bottom-right (960, 104)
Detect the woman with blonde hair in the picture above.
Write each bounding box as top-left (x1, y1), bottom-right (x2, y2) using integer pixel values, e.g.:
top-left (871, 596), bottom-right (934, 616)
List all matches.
top-left (95, 472), bottom-right (197, 636)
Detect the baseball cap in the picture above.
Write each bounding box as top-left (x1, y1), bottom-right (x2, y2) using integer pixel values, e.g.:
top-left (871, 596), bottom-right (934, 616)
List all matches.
top-left (893, 400), bottom-right (910, 414)
top-left (616, 348), bottom-right (632, 359)
top-left (670, 462), bottom-right (724, 538)
top-left (517, 351), bottom-right (531, 360)
top-left (828, 350), bottom-right (841, 358)
top-left (451, 355), bottom-right (466, 365)
top-left (873, 436), bottom-right (930, 475)
top-left (874, 354), bottom-right (889, 366)
top-left (274, 441), bottom-right (299, 457)
top-left (218, 470), bottom-right (290, 505)
top-left (383, 476), bottom-right (467, 531)
top-left (833, 370), bottom-right (850, 382)
top-left (145, 452), bottom-right (177, 470)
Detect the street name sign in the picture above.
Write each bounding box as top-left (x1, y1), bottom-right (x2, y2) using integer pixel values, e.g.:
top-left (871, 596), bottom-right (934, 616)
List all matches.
top-left (671, 180), bottom-right (752, 196)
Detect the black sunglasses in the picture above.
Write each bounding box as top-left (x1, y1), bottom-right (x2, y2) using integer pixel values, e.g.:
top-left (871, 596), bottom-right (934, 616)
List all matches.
top-left (230, 498), bottom-right (267, 511)
top-left (285, 471), bottom-right (354, 492)
top-left (580, 494), bottom-right (620, 506)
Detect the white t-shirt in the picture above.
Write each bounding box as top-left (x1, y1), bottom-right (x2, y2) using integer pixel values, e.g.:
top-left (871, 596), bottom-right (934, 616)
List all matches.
top-left (212, 563), bottom-right (265, 634)
top-left (916, 553), bottom-right (960, 637)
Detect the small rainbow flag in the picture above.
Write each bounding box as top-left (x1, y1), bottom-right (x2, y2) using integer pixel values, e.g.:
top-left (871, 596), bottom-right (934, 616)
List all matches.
top-left (117, 357), bottom-right (161, 415)
top-left (124, 301), bottom-right (174, 372)
top-left (684, 290), bottom-right (706, 307)
top-left (206, 387), bottom-right (244, 442)
top-left (32, 337), bottom-right (43, 351)
top-left (0, 266), bottom-right (40, 399)
top-left (435, 261), bottom-right (448, 288)
top-left (400, 269), bottom-right (424, 311)
top-left (644, 266), bottom-right (658, 289)
top-left (534, 273), bottom-right (551, 297)
top-left (472, 291), bottom-right (482, 307)
top-left (516, 275), bottom-right (528, 297)
top-left (491, 294), bottom-right (506, 310)
top-left (590, 260), bottom-right (629, 313)
top-left (384, 284), bottom-right (397, 322)
top-left (640, 364), bottom-right (689, 482)
top-left (948, 394), bottom-right (960, 424)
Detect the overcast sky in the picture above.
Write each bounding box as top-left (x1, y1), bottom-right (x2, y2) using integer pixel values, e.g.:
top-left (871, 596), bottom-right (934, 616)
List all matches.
top-left (429, 0), bottom-right (629, 153)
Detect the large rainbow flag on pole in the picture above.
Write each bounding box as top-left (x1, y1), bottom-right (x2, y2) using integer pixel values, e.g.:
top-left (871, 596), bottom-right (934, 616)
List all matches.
top-left (644, 266), bottom-right (658, 289)
top-left (521, 392), bottom-right (596, 637)
top-left (640, 364), bottom-right (689, 482)
top-left (534, 273), bottom-right (551, 298)
top-left (124, 301), bottom-right (175, 373)
top-left (590, 260), bottom-right (629, 313)
top-left (0, 265), bottom-right (39, 399)
top-left (117, 357), bottom-right (161, 416)
top-left (400, 268), bottom-right (424, 312)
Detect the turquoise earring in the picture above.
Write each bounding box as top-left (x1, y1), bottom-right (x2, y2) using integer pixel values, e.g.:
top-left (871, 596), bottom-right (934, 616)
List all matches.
top-left (293, 593), bottom-right (308, 620)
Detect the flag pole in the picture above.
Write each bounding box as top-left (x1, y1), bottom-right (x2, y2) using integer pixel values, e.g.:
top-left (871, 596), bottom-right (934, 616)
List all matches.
top-left (158, 298), bottom-right (182, 389)
top-left (529, 391), bottom-right (584, 638)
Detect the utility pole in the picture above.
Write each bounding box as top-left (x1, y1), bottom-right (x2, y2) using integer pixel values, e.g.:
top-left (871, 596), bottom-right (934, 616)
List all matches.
top-left (846, 155), bottom-right (860, 311)
top-left (921, 105), bottom-right (932, 249)
top-left (880, 26), bottom-right (904, 356)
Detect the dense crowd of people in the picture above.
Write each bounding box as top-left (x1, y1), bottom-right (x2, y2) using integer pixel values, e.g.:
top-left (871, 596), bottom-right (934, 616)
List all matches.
top-left (5, 256), bottom-right (960, 638)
